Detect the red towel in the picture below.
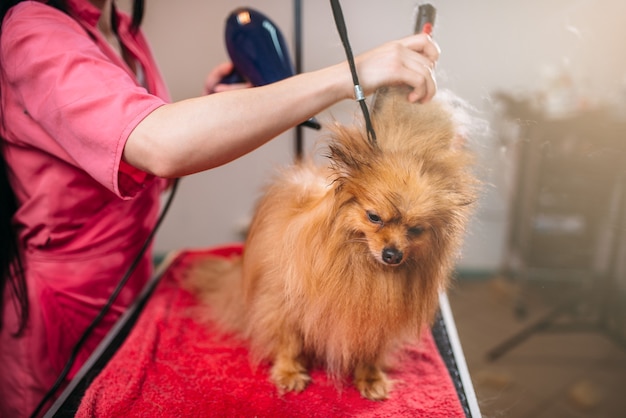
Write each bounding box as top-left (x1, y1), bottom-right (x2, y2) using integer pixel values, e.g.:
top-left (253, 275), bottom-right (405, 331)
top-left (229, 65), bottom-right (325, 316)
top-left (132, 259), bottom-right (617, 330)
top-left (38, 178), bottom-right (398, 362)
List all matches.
top-left (77, 246), bottom-right (465, 417)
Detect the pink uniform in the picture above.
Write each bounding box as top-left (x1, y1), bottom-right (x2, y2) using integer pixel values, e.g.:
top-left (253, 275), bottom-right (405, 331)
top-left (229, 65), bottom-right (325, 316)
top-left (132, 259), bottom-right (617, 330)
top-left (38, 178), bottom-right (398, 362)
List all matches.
top-left (0, 1), bottom-right (171, 415)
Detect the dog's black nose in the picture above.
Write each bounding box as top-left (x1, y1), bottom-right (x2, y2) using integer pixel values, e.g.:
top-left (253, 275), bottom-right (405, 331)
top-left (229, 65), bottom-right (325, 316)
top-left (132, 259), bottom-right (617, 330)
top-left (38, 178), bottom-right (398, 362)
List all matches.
top-left (382, 247), bottom-right (403, 265)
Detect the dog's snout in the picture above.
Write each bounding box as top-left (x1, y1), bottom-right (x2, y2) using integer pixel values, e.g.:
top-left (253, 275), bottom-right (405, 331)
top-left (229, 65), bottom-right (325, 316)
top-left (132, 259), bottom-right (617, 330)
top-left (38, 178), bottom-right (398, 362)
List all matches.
top-left (382, 247), bottom-right (403, 265)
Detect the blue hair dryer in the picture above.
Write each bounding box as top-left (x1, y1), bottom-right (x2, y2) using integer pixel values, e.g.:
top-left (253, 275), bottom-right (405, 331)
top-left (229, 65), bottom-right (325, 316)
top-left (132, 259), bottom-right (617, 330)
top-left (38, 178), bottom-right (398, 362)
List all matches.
top-left (221, 7), bottom-right (320, 130)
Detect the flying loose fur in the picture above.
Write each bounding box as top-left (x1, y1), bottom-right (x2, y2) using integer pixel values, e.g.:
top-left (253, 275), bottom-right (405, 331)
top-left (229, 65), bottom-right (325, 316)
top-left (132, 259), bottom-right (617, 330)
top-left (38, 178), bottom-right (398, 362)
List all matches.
top-left (186, 86), bottom-right (479, 400)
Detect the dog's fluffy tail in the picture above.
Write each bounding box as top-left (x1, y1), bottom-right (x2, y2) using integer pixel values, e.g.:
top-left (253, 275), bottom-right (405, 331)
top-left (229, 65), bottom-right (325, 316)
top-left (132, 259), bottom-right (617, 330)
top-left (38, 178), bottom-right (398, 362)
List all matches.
top-left (183, 255), bottom-right (246, 333)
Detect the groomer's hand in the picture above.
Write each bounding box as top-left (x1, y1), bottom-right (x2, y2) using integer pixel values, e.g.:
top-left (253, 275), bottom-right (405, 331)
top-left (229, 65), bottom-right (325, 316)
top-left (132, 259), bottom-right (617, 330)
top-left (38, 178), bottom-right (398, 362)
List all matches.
top-left (204, 61), bottom-right (252, 95)
top-left (354, 33), bottom-right (440, 103)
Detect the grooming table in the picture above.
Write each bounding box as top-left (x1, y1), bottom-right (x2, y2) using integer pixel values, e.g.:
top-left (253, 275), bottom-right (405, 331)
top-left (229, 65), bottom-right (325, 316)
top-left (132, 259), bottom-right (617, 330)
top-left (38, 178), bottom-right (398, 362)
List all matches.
top-left (45, 245), bottom-right (481, 417)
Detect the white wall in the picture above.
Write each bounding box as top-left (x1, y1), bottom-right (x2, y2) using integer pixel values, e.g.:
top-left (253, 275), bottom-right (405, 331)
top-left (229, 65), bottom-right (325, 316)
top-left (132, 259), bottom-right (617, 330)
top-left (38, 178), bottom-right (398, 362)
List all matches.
top-left (121, 0), bottom-right (626, 272)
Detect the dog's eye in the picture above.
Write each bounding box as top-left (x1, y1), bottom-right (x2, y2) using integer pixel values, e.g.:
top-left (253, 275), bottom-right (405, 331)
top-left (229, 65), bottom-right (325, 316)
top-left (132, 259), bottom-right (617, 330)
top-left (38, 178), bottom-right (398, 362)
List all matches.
top-left (367, 211), bottom-right (383, 225)
top-left (408, 226), bottom-right (425, 236)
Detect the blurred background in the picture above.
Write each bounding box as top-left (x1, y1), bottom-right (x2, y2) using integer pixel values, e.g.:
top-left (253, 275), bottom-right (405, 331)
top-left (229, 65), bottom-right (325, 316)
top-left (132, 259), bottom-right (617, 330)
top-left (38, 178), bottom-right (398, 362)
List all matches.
top-left (119, 1), bottom-right (626, 416)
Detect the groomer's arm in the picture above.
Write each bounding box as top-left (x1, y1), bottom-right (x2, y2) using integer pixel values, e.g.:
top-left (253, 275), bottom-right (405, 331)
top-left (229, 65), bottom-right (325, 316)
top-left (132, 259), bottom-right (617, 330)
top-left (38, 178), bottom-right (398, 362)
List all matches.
top-left (123, 34), bottom-right (439, 178)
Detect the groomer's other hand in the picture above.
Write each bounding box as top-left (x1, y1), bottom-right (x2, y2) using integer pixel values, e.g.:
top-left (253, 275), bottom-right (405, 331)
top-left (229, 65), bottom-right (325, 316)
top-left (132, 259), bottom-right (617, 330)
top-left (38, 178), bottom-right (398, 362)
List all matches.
top-left (204, 61), bottom-right (253, 95)
top-left (354, 33), bottom-right (440, 103)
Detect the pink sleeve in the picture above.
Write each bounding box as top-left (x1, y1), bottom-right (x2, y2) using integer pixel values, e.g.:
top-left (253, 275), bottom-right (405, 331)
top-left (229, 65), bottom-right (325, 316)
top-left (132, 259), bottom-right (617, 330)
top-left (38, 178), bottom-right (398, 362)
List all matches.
top-left (0, 3), bottom-right (167, 198)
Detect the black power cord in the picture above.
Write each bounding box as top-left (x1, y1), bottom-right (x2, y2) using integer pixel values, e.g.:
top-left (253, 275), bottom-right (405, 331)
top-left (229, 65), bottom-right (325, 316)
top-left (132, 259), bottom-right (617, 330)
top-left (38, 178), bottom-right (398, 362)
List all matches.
top-left (329, 0), bottom-right (377, 146)
top-left (30, 178), bottom-right (180, 418)
top-left (329, 1), bottom-right (437, 147)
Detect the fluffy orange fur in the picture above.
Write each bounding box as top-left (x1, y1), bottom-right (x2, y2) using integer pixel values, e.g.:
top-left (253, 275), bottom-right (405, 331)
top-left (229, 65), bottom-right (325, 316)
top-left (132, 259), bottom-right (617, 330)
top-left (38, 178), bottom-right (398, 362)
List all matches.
top-left (187, 86), bottom-right (479, 400)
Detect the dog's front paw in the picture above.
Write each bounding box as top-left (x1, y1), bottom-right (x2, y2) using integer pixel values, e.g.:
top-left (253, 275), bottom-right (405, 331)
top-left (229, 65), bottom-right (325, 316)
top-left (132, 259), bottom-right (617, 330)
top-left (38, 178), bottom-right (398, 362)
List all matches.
top-left (354, 363), bottom-right (391, 401)
top-left (270, 360), bottom-right (312, 394)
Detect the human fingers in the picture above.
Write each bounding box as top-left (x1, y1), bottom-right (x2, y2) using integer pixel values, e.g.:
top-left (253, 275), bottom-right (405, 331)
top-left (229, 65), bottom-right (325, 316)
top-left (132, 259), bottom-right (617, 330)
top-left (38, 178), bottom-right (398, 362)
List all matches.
top-left (382, 35), bottom-right (438, 102)
top-left (399, 47), bottom-right (438, 102)
top-left (398, 33), bottom-right (441, 65)
top-left (212, 81), bottom-right (254, 93)
top-left (354, 40), bottom-right (437, 102)
top-left (407, 63), bottom-right (437, 103)
top-left (204, 61), bottom-right (236, 95)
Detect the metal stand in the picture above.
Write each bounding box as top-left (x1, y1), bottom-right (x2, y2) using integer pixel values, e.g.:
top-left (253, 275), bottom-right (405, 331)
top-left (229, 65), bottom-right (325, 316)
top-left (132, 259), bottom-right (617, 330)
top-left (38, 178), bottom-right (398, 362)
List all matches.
top-left (488, 95), bottom-right (626, 361)
top-left (293, 0), bottom-right (304, 161)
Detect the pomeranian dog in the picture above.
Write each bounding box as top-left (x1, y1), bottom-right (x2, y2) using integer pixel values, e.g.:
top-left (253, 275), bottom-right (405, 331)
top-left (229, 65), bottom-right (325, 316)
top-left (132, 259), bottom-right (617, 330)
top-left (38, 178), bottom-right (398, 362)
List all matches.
top-left (187, 86), bottom-right (479, 401)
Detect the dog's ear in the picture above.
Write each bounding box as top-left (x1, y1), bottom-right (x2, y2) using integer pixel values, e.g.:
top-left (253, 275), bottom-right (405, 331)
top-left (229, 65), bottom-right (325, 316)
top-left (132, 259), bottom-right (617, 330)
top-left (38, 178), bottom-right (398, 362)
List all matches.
top-left (325, 123), bottom-right (380, 183)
